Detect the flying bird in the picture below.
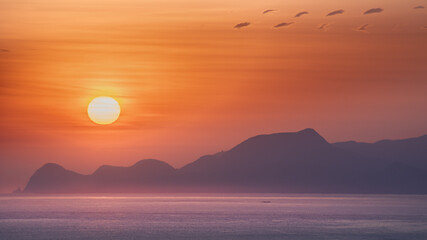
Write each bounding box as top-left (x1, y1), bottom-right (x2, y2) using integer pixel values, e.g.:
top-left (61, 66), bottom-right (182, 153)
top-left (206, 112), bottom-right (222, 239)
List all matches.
top-left (413, 6), bottom-right (425, 9)
top-left (274, 22), bottom-right (294, 28)
top-left (295, 11), bottom-right (309, 17)
top-left (234, 22), bottom-right (251, 29)
top-left (263, 9), bottom-right (277, 14)
top-left (326, 9), bottom-right (344, 16)
top-left (363, 8), bottom-right (383, 15)
top-left (358, 24), bottom-right (369, 31)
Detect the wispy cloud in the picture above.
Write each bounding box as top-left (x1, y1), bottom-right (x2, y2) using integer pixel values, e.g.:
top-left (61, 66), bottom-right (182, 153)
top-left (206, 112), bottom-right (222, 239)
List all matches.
top-left (0, 49), bottom-right (9, 53)
top-left (274, 22), bottom-right (294, 28)
top-left (263, 9), bottom-right (276, 14)
top-left (363, 8), bottom-right (383, 15)
top-left (318, 23), bottom-right (329, 31)
top-left (234, 22), bottom-right (250, 29)
top-left (357, 24), bottom-right (369, 31)
top-left (295, 11), bottom-right (309, 18)
top-left (413, 6), bottom-right (425, 9)
top-left (326, 9), bottom-right (344, 16)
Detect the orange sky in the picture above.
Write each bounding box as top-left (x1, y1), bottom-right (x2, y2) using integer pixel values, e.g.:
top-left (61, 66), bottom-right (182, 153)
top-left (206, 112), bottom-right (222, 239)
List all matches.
top-left (0, 0), bottom-right (426, 192)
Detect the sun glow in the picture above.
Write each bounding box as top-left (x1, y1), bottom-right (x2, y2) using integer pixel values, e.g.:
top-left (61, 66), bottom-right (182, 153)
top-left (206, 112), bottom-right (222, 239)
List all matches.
top-left (87, 97), bottom-right (121, 125)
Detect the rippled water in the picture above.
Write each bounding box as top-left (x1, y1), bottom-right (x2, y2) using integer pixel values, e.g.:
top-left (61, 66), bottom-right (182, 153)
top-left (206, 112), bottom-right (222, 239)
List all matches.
top-left (0, 194), bottom-right (426, 240)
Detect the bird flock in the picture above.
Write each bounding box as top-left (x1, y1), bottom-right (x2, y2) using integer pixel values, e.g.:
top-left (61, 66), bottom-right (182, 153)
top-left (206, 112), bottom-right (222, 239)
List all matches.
top-left (234, 6), bottom-right (426, 31)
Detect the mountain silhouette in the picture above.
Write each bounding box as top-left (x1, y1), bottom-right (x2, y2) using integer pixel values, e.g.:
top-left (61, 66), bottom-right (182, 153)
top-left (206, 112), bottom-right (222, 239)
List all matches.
top-left (24, 129), bottom-right (427, 194)
top-left (91, 159), bottom-right (177, 192)
top-left (334, 135), bottom-right (427, 170)
top-left (25, 163), bottom-right (87, 193)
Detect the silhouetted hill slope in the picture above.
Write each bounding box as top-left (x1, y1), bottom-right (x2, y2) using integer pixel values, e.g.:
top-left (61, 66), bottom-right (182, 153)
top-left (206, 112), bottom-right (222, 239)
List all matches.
top-left (182, 129), bottom-right (331, 175)
top-left (24, 129), bottom-right (427, 194)
top-left (93, 159), bottom-right (175, 179)
top-left (334, 135), bottom-right (427, 170)
top-left (24, 163), bottom-right (87, 193)
top-left (180, 129), bottom-right (384, 192)
top-left (25, 160), bottom-right (177, 193)
top-left (91, 159), bottom-right (177, 191)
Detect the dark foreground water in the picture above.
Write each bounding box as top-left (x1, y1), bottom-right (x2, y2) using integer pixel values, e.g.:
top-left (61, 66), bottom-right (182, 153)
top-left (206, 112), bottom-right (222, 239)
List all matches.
top-left (0, 194), bottom-right (426, 240)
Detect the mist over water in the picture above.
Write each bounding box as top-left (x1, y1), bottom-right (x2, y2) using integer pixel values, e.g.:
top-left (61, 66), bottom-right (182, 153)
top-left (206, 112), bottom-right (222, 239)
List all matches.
top-left (1, 194), bottom-right (426, 240)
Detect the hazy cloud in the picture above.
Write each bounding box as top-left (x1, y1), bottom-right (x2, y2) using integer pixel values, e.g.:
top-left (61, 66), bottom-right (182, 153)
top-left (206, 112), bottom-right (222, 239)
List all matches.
top-left (274, 22), bottom-right (294, 28)
top-left (263, 9), bottom-right (277, 14)
top-left (295, 11), bottom-right (309, 17)
top-left (358, 24), bottom-right (369, 31)
top-left (326, 9), bottom-right (344, 16)
top-left (413, 6), bottom-right (425, 9)
top-left (392, 24), bottom-right (406, 31)
top-left (363, 8), bottom-right (383, 15)
top-left (234, 22), bottom-right (250, 29)
top-left (0, 49), bottom-right (9, 53)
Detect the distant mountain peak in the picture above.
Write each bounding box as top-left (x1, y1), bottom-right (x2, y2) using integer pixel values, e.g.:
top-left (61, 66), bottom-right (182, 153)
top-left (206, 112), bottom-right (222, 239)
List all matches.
top-left (298, 127), bottom-right (323, 136)
top-left (299, 128), bottom-right (317, 134)
top-left (92, 164), bottom-right (116, 175)
top-left (24, 163), bottom-right (83, 193)
top-left (132, 159), bottom-right (174, 169)
top-left (38, 163), bottom-right (66, 172)
top-left (233, 128), bottom-right (329, 152)
top-left (91, 159), bottom-right (176, 179)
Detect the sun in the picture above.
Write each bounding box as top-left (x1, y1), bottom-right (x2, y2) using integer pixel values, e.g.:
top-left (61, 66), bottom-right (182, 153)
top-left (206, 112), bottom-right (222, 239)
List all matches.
top-left (87, 96), bottom-right (121, 125)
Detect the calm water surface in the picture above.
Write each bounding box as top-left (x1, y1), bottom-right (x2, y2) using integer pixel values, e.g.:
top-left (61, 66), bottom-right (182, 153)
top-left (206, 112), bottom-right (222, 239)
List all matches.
top-left (0, 194), bottom-right (426, 240)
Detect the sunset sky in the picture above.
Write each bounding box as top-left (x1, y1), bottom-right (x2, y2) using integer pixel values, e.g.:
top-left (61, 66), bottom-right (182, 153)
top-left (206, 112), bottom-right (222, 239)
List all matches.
top-left (0, 0), bottom-right (426, 192)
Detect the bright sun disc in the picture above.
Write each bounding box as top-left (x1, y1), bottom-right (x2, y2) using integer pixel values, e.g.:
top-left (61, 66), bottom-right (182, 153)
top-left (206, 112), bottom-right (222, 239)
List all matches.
top-left (88, 96), bottom-right (121, 125)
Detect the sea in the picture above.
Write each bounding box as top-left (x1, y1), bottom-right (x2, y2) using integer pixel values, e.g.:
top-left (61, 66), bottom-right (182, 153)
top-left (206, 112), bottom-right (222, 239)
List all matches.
top-left (0, 194), bottom-right (426, 240)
